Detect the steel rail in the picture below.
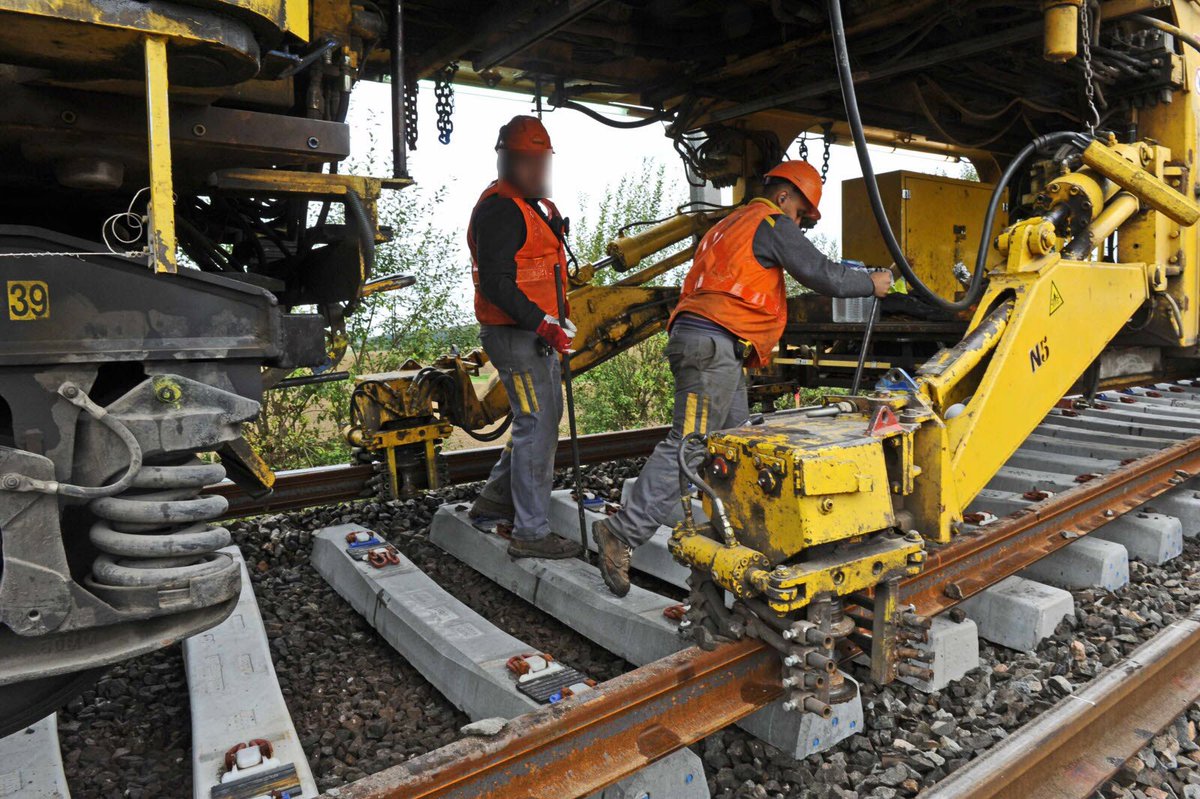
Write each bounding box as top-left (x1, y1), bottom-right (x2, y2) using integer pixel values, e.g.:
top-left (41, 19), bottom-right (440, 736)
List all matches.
top-left (313, 423), bottom-right (1200, 799)
top-left (319, 639), bottom-right (782, 799)
top-left (922, 609), bottom-right (1200, 799)
top-left (900, 431), bottom-right (1200, 616)
top-left (210, 425), bottom-right (669, 520)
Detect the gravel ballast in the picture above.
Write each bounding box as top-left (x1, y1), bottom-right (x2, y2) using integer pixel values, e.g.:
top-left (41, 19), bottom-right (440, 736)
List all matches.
top-left (51, 460), bottom-right (1200, 798)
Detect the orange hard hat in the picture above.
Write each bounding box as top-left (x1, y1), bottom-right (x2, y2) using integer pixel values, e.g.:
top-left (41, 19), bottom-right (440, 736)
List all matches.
top-left (495, 115), bottom-right (553, 152)
top-left (763, 161), bottom-right (823, 221)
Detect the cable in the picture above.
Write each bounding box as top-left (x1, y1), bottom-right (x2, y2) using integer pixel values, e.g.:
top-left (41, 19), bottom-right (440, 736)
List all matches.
top-left (102, 187), bottom-right (150, 256)
top-left (1131, 14), bottom-right (1200, 55)
top-left (554, 99), bottom-right (672, 129)
top-left (828, 0), bottom-right (1082, 311)
top-left (677, 432), bottom-right (736, 546)
top-left (343, 190), bottom-right (375, 276)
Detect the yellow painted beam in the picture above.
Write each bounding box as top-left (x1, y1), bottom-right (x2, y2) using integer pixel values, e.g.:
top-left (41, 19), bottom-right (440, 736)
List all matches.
top-left (144, 36), bottom-right (176, 274)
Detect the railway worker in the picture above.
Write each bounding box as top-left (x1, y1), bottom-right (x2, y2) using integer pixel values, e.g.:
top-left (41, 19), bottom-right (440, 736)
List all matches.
top-left (592, 161), bottom-right (893, 596)
top-left (466, 115), bottom-right (583, 560)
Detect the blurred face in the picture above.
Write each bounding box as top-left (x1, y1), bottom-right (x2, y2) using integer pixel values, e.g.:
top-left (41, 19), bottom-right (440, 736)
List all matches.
top-left (499, 150), bottom-right (552, 198)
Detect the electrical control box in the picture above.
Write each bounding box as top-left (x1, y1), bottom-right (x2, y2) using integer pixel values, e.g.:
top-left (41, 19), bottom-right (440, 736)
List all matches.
top-left (842, 171), bottom-right (1004, 302)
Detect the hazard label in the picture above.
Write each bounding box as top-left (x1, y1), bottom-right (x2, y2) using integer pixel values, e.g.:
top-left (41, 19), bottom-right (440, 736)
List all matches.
top-left (1049, 282), bottom-right (1064, 316)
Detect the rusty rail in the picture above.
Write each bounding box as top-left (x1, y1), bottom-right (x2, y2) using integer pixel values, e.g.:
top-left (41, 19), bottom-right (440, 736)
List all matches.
top-left (922, 609), bottom-right (1200, 799)
top-left (211, 425), bottom-right (669, 520)
top-left (900, 432), bottom-right (1200, 616)
top-left (320, 639), bottom-right (781, 799)
top-left (314, 424), bottom-right (1200, 799)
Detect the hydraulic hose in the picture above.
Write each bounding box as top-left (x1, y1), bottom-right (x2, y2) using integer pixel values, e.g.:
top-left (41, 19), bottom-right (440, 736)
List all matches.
top-left (827, 0), bottom-right (1082, 311)
top-left (343, 189), bottom-right (375, 277)
top-left (678, 432), bottom-right (736, 546)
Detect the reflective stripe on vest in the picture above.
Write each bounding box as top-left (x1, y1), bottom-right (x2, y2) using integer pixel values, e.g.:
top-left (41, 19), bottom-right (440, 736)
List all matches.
top-left (468, 180), bottom-right (568, 326)
top-left (669, 198), bottom-right (787, 368)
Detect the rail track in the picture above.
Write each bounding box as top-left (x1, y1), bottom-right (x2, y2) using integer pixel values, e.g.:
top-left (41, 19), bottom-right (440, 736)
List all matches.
top-left (11, 381), bottom-right (1200, 798)
top-left (209, 425), bottom-right (670, 520)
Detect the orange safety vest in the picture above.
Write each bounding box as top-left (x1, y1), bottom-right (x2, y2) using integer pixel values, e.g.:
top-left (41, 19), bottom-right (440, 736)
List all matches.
top-left (469, 180), bottom-right (569, 326)
top-left (669, 198), bottom-right (787, 368)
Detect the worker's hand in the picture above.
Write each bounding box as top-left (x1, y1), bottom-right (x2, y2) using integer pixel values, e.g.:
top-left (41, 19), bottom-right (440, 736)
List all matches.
top-left (536, 315), bottom-right (575, 354)
top-left (869, 270), bottom-right (893, 298)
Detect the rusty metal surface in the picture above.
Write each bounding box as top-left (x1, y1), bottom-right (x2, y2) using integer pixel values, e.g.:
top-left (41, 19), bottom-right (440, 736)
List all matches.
top-left (320, 639), bottom-right (780, 799)
top-left (900, 433), bottom-right (1200, 616)
top-left (213, 425), bottom-right (669, 519)
top-left (922, 609), bottom-right (1200, 799)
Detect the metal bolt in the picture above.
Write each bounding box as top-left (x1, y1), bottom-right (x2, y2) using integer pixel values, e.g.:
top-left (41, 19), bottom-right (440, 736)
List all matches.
top-left (1103, 509), bottom-right (1115, 518)
top-left (783, 654), bottom-right (801, 667)
top-left (2, 474), bottom-right (19, 489)
top-left (61, 385), bottom-right (78, 398)
top-left (307, 136), bottom-right (321, 149)
top-left (192, 124), bottom-right (207, 137)
top-left (60, 110), bottom-right (77, 125)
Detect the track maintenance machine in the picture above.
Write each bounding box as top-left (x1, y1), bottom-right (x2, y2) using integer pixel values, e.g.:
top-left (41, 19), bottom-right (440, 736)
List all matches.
top-left (340, 0), bottom-right (1200, 720)
top-left (4, 0), bottom-right (1200, 741)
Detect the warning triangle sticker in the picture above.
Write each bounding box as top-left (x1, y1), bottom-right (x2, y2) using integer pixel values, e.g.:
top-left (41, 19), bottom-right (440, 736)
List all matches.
top-left (1049, 281), bottom-right (1064, 316)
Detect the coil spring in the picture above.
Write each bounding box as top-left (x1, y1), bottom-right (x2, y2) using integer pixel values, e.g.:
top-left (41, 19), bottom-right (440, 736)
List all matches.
top-left (88, 459), bottom-right (231, 589)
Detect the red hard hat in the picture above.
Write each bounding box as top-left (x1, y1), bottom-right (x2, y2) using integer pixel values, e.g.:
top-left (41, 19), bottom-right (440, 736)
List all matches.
top-left (495, 115), bottom-right (553, 152)
top-left (763, 161), bottom-right (823, 220)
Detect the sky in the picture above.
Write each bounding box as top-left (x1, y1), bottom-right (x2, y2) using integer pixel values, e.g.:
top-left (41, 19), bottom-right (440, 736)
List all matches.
top-left (345, 79), bottom-right (974, 288)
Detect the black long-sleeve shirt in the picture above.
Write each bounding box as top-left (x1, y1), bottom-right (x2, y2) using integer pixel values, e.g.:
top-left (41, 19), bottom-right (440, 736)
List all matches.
top-left (470, 195), bottom-right (546, 330)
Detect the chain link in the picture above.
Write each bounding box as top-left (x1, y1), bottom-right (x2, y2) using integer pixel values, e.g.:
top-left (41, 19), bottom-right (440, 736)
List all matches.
top-left (1080, 1), bottom-right (1101, 134)
top-left (798, 136), bottom-right (809, 162)
top-left (820, 123), bottom-right (834, 185)
top-left (404, 79), bottom-right (419, 151)
top-left (434, 62), bottom-right (459, 145)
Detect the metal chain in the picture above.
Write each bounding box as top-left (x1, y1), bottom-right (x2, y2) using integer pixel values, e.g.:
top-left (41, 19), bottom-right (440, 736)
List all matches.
top-left (434, 62), bottom-right (459, 145)
top-left (1080, 1), bottom-right (1100, 134)
top-left (404, 79), bottom-right (419, 151)
top-left (820, 123), bottom-right (834, 184)
top-left (798, 136), bottom-right (809, 162)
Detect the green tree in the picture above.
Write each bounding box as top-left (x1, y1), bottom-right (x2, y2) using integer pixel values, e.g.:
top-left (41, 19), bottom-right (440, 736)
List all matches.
top-left (571, 160), bottom-right (687, 434)
top-left (247, 128), bottom-right (476, 468)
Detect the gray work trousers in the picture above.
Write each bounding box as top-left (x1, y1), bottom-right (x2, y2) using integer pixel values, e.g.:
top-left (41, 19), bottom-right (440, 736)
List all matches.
top-left (606, 326), bottom-right (748, 548)
top-left (476, 324), bottom-right (564, 540)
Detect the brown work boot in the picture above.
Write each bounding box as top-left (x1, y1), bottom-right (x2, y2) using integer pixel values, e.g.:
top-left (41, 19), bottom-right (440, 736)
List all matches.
top-left (507, 533), bottom-right (583, 560)
top-left (593, 518), bottom-right (631, 597)
top-left (469, 494), bottom-right (515, 523)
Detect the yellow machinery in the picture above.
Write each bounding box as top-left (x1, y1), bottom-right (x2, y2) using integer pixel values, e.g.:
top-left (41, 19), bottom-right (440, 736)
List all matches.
top-left (671, 132), bottom-right (1200, 710)
top-left (345, 208), bottom-right (723, 497)
top-left (339, 0), bottom-right (1200, 715)
top-left (8, 0), bottom-right (1200, 734)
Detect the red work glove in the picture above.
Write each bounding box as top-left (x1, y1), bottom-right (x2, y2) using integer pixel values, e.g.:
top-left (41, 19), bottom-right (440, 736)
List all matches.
top-left (536, 315), bottom-right (575, 354)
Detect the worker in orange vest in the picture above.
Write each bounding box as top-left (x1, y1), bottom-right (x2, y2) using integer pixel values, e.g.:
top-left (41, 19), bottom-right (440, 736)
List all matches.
top-left (466, 115), bottom-right (583, 559)
top-left (593, 161), bottom-right (892, 595)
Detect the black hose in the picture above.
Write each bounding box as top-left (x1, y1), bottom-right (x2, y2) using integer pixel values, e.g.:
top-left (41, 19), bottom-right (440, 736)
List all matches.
top-left (678, 432), bottom-right (735, 544)
top-left (463, 413), bottom-right (513, 442)
top-left (827, 0), bottom-right (1081, 312)
top-left (343, 190), bottom-right (375, 277)
top-left (556, 99), bottom-right (671, 129)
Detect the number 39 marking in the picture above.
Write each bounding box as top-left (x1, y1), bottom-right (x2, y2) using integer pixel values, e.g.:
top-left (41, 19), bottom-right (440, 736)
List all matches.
top-left (7, 280), bottom-right (49, 320)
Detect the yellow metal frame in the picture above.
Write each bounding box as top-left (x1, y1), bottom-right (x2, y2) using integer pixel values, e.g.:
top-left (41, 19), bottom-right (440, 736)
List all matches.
top-left (144, 36), bottom-right (176, 274)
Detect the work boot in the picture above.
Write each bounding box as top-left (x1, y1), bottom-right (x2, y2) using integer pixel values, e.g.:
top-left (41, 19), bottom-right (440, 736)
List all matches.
top-left (593, 518), bottom-right (631, 597)
top-left (507, 533), bottom-right (583, 560)
top-left (469, 494), bottom-right (515, 523)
